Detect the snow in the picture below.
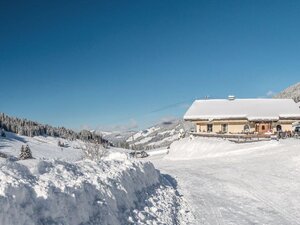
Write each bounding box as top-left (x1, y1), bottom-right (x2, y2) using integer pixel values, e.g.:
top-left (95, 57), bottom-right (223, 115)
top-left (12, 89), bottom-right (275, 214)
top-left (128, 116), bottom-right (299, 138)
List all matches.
top-left (275, 82), bottom-right (300, 102)
top-left (165, 137), bottom-right (279, 160)
top-left (184, 98), bottom-right (300, 121)
top-left (0, 132), bottom-right (193, 224)
top-left (103, 151), bottom-right (128, 161)
top-left (5, 130), bottom-right (300, 224)
top-left (0, 159), bottom-right (193, 224)
top-left (134, 136), bottom-right (153, 145)
top-left (146, 148), bottom-right (169, 156)
top-left (127, 127), bottom-right (161, 142)
top-left (150, 137), bottom-right (300, 224)
top-left (0, 132), bottom-right (84, 161)
top-left (159, 129), bottom-right (176, 136)
top-left (148, 134), bottom-right (179, 147)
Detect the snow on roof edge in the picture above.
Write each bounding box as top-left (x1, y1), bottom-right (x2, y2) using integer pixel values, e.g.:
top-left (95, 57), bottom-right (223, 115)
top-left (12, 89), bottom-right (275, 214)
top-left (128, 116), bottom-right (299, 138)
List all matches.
top-left (184, 98), bottom-right (300, 121)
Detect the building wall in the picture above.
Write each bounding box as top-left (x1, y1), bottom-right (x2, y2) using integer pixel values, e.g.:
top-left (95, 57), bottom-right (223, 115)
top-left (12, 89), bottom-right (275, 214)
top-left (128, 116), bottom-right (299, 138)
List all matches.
top-left (273, 120), bottom-right (294, 132)
top-left (196, 120), bottom-right (249, 133)
top-left (195, 119), bottom-right (297, 134)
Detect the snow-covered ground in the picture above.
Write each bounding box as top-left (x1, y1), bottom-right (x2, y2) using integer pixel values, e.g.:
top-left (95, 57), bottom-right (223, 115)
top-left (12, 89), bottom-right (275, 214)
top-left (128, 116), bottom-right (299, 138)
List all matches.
top-left (0, 132), bottom-right (84, 161)
top-left (4, 131), bottom-right (300, 225)
top-left (0, 132), bottom-right (193, 225)
top-left (150, 137), bottom-right (300, 225)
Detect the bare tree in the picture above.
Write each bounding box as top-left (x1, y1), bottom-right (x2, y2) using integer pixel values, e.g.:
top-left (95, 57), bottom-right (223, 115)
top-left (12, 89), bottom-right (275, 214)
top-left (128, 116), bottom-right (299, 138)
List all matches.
top-left (83, 142), bottom-right (108, 161)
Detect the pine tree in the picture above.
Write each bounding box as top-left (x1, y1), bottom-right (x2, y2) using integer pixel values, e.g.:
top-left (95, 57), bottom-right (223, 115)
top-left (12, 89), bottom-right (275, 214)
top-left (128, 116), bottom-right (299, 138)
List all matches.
top-left (19, 145), bottom-right (33, 160)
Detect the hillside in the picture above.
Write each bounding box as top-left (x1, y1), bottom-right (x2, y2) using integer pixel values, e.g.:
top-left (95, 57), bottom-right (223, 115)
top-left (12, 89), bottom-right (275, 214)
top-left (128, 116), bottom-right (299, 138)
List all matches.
top-left (274, 82), bottom-right (300, 102)
top-left (0, 112), bottom-right (109, 145)
top-left (0, 131), bottom-right (193, 224)
top-left (101, 119), bottom-right (194, 150)
top-left (126, 119), bottom-right (194, 149)
top-left (100, 130), bottom-right (136, 146)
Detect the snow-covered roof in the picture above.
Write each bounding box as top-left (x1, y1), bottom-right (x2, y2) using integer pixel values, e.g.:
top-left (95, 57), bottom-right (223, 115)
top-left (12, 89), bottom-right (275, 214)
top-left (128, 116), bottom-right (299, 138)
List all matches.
top-left (184, 98), bottom-right (300, 121)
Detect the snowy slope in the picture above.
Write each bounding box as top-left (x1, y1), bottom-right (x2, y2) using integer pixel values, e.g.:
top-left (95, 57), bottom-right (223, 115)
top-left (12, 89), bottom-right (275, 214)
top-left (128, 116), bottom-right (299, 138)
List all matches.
top-left (0, 132), bottom-right (194, 225)
top-left (165, 137), bottom-right (280, 160)
top-left (274, 82), bottom-right (300, 102)
top-left (101, 130), bottom-right (136, 144)
top-left (0, 132), bottom-right (84, 161)
top-left (151, 137), bottom-right (300, 224)
top-left (125, 119), bottom-right (195, 149)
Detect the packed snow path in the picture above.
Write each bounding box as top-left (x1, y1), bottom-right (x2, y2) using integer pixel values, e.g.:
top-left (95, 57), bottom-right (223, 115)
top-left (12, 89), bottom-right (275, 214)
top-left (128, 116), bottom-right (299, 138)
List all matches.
top-left (151, 138), bottom-right (300, 225)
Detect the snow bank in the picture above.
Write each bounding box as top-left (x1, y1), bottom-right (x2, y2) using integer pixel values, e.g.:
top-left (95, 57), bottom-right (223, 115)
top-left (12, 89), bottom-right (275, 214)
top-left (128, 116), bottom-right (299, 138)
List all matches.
top-left (165, 137), bottom-right (280, 160)
top-left (147, 148), bottom-right (170, 156)
top-left (103, 151), bottom-right (128, 161)
top-left (0, 158), bottom-right (192, 225)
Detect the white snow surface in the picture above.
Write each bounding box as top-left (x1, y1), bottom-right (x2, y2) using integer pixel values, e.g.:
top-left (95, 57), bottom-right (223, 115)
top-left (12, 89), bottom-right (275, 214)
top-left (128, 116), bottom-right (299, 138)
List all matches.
top-left (127, 127), bottom-right (161, 142)
top-left (0, 132), bottom-right (84, 161)
top-left (151, 137), bottom-right (300, 225)
top-left (275, 82), bottom-right (300, 102)
top-left (184, 98), bottom-right (300, 120)
top-left (165, 137), bottom-right (280, 160)
top-left (0, 133), bottom-right (193, 225)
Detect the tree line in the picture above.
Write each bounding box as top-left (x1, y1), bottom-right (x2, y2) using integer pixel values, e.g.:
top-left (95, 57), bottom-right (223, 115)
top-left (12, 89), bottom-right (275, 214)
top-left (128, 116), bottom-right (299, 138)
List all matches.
top-left (0, 112), bottom-right (110, 145)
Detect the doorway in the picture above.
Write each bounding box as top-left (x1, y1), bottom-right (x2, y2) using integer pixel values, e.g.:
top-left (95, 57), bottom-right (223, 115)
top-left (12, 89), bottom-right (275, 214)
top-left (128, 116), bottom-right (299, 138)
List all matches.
top-left (276, 125), bottom-right (282, 132)
top-left (255, 123), bottom-right (271, 133)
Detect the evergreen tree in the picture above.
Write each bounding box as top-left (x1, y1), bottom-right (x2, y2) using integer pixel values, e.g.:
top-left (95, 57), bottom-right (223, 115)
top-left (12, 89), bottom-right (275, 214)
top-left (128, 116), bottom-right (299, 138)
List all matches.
top-left (19, 145), bottom-right (33, 160)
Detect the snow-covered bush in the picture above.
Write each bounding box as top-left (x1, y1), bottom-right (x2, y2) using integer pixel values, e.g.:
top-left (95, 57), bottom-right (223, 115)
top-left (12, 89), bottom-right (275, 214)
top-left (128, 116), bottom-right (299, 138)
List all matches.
top-left (19, 145), bottom-right (33, 160)
top-left (83, 142), bottom-right (108, 161)
top-left (0, 129), bottom-right (5, 137)
top-left (57, 140), bottom-right (66, 147)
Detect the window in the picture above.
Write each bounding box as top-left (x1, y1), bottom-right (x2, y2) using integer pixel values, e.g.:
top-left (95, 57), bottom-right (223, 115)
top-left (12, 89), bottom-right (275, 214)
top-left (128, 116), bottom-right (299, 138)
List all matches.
top-left (262, 125), bottom-right (265, 130)
top-left (276, 125), bottom-right (282, 132)
top-left (244, 124), bottom-right (250, 133)
top-left (207, 124), bottom-right (213, 132)
top-left (197, 125), bottom-right (201, 133)
top-left (221, 124), bottom-right (228, 133)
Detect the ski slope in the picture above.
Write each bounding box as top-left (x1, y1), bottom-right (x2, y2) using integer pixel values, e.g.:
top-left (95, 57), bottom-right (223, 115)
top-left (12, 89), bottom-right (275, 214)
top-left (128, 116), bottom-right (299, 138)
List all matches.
top-left (151, 137), bottom-right (300, 225)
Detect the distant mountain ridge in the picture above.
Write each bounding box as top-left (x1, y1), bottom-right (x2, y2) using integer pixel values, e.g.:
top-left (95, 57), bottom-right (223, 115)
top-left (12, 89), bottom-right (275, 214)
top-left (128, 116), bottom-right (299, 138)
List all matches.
top-left (274, 82), bottom-right (300, 103)
top-left (103, 119), bottom-right (195, 150)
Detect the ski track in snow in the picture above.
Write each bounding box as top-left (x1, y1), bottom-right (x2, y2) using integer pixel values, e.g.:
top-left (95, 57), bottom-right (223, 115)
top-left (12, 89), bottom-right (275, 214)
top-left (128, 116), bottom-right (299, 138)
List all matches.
top-left (150, 138), bottom-right (300, 225)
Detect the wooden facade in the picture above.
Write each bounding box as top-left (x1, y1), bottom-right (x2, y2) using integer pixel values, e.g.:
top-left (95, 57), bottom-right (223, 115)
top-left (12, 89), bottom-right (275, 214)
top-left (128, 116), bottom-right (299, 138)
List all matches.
top-left (193, 119), bottom-right (295, 134)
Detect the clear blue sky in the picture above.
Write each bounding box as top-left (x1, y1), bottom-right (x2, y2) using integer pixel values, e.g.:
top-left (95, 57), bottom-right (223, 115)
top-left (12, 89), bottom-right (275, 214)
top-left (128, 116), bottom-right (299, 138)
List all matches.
top-left (1, 0), bottom-right (300, 130)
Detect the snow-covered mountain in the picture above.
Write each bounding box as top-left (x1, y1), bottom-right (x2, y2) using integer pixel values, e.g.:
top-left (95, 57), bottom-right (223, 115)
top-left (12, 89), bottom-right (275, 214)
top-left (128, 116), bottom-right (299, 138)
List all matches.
top-left (100, 130), bottom-right (136, 146)
top-left (274, 82), bottom-right (300, 102)
top-left (103, 119), bottom-right (195, 150)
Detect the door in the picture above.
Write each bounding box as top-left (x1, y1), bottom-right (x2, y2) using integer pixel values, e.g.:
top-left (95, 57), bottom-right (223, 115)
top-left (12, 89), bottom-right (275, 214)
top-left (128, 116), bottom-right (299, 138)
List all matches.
top-left (256, 123), bottom-right (271, 133)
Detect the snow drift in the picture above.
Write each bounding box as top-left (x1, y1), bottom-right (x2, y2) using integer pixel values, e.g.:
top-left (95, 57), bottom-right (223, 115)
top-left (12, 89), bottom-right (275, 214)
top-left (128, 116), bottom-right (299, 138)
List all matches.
top-left (165, 137), bottom-right (281, 160)
top-left (0, 158), bottom-right (192, 225)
